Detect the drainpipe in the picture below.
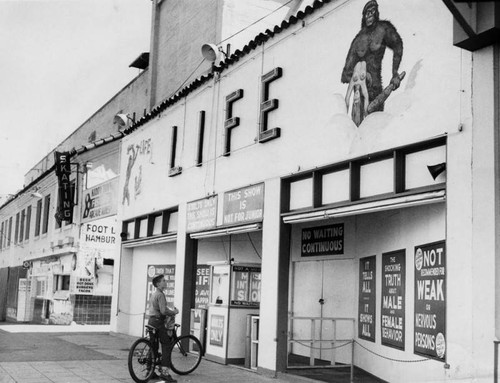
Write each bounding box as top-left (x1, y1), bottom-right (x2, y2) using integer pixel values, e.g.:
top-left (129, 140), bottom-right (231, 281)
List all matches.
top-left (148, 0), bottom-right (161, 109)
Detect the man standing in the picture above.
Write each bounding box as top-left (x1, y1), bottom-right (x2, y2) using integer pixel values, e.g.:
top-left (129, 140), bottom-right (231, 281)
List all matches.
top-left (148, 274), bottom-right (179, 382)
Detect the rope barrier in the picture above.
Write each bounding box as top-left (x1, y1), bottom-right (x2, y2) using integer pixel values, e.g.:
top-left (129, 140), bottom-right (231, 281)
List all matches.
top-left (354, 340), bottom-right (431, 363)
top-left (118, 310), bottom-right (145, 316)
top-left (294, 340), bottom-right (352, 350)
top-left (290, 338), bottom-right (432, 363)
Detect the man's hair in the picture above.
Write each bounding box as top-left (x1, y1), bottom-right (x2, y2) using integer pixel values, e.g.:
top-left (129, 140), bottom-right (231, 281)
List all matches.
top-left (152, 274), bottom-right (164, 288)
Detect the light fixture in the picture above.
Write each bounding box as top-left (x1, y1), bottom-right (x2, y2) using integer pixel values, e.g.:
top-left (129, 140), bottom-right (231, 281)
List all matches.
top-left (282, 190), bottom-right (446, 224)
top-left (30, 187), bottom-right (43, 199)
top-left (113, 113), bottom-right (135, 129)
top-left (82, 162), bottom-right (93, 173)
top-left (427, 163), bottom-right (446, 180)
top-left (122, 233), bottom-right (177, 248)
top-left (190, 223), bottom-right (262, 239)
top-left (201, 43), bottom-right (228, 63)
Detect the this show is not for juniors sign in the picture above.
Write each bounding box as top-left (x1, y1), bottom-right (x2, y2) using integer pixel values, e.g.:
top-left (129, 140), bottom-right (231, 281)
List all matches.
top-left (414, 241), bottom-right (446, 361)
top-left (223, 183), bottom-right (264, 225)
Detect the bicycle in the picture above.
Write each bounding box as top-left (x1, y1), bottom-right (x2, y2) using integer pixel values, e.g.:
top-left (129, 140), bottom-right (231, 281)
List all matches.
top-left (128, 323), bottom-right (203, 383)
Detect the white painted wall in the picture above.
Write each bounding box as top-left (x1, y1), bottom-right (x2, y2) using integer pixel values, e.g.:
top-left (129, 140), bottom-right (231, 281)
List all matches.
top-left (113, 0), bottom-right (485, 381)
top-left (289, 204), bottom-right (446, 382)
top-left (114, 242), bottom-right (177, 337)
top-left (119, 0), bottom-right (463, 222)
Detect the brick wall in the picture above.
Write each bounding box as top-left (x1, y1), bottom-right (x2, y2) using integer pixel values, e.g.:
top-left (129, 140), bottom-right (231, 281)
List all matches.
top-left (153, 0), bottom-right (218, 106)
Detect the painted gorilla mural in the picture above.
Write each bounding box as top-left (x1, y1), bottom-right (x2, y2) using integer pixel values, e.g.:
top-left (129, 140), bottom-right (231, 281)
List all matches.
top-left (341, 0), bottom-right (404, 126)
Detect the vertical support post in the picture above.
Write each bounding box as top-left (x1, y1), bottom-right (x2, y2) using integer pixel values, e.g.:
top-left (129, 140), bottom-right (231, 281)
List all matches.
top-left (350, 339), bottom-right (354, 383)
top-left (351, 319), bottom-right (355, 383)
top-left (332, 319), bottom-right (336, 366)
top-left (495, 340), bottom-right (499, 383)
top-left (310, 319), bottom-right (315, 366)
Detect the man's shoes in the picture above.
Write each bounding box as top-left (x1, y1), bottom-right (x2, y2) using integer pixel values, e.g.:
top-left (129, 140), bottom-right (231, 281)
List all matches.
top-left (158, 370), bottom-right (177, 383)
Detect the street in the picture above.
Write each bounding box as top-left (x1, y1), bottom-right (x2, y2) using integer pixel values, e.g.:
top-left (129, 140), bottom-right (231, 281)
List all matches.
top-left (0, 324), bottom-right (309, 383)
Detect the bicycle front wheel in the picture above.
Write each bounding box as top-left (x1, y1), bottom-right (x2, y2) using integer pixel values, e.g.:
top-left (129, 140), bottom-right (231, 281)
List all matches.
top-left (169, 335), bottom-right (203, 375)
top-left (128, 338), bottom-right (157, 383)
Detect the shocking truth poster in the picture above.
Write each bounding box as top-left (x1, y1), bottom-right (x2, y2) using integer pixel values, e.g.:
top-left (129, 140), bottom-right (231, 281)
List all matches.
top-left (381, 250), bottom-right (405, 350)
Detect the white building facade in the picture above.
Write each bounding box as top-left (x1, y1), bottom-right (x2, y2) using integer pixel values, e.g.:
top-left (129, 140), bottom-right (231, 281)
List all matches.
top-left (110, 0), bottom-right (500, 381)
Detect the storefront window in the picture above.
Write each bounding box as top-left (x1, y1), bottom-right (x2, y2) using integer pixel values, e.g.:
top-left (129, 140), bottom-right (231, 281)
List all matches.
top-left (85, 156), bottom-right (119, 189)
top-left (360, 158), bottom-right (393, 198)
top-left (54, 275), bottom-right (70, 291)
top-left (405, 146), bottom-right (446, 189)
top-left (211, 266), bottom-right (229, 305)
top-left (230, 266), bottom-right (261, 307)
top-left (322, 169), bottom-right (350, 205)
top-left (42, 195), bottom-right (50, 234)
top-left (151, 214), bottom-right (162, 235)
top-left (35, 277), bottom-right (48, 298)
top-left (289, 178), bottom-right (313, 210)
top-left (124, 221), bottom-right (135, 239)
top-left (138, 218), bottom-right (148, 238)
top-left (168, 211), bottom-right (178, 232)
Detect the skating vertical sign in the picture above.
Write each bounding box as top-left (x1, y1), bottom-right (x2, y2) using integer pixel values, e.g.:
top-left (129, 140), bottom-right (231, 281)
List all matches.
top-left (54, 151), bottom-right (73, 223)
top-left (358, 256), bottom-right (376, 342)
top-left (381, 250), bottom-right (405, 350)
top-left (414, 241), bottom-right (446, 361)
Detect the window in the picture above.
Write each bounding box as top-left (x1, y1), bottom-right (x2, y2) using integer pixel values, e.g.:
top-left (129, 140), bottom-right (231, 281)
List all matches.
top-left (0, 222), bottom-right (3, 249)
top-left (289, 177), bottom-right (313, 210)
top-left (19, 210), bottom-right (25, 243)
top-left (55, 275), bottom-right (70, 291)
top-left (8, 217), bottom-right (12, 246)
top-left (42, 195), bottom-right (50, 234)
top-left (35, 277), bottom-right (47, 298)
top-left (64, 180), bottom-right (76, 226)
top-left (122, 208), bottom-right (178, 241)
top-left (25, 206), bottom-right (32, 240)
top-left (35, 199), bottom-right (42, 236)
top-left (3, 220), bottom-right (7, 248)
top-left (55, 207), bottom-right (62, 230)
top-left (14, 213), bottom-right (19, 244)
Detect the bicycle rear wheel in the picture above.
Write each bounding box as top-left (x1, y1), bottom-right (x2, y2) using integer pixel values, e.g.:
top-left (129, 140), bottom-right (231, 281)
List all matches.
top-left (169, 335), bottom-right (203, 375)
top-left (128, 338), bottom-right (157, 383)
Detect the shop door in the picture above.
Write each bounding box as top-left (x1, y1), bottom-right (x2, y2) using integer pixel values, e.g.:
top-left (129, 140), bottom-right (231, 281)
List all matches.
top-left (290, 259), bottom-right (354, 366)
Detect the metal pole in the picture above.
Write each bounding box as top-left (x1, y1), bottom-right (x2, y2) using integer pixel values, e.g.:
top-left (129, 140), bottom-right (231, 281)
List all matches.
top-left (494, 341), bottom-right (499, 383)
top-left (351, 320), bottom-right (355, 383)
top-left (310, 319), bottom-right (315, 366)
top-left (350, 340), bottom-right (354, 383)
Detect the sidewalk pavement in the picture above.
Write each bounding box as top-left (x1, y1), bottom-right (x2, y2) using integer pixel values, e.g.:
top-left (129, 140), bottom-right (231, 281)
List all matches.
top-left (0, 323), bottom-right (312, 383)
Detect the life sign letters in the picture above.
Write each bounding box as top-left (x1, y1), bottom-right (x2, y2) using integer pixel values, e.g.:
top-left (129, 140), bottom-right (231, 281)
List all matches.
top-left (54, 151), bottom-right (73, 222)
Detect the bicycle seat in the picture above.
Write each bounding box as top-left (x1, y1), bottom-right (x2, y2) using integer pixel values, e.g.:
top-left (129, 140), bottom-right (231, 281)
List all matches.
top-left (145, 324), bottom-right (157, 332)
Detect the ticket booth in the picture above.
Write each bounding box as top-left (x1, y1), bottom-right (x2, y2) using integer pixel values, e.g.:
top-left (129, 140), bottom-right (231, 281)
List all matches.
top-left (205, 263), bottom-right (261, 365)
